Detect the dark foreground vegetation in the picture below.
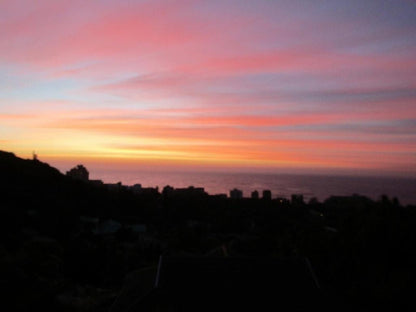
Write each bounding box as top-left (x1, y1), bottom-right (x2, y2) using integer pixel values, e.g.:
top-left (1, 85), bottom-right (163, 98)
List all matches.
top-left (1, 150), bottom-right (415, 311)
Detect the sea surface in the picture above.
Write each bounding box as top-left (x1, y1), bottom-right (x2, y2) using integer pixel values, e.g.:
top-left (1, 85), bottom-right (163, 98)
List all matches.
top-left (90, 170), bottom-right (416, 205)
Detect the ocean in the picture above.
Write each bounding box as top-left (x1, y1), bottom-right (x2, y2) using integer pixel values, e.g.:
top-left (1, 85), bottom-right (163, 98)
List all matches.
top-left (90, 170), bottom-right (416, 206)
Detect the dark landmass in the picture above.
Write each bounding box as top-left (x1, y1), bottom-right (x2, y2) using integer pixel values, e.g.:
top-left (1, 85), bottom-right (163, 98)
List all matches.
top-left (1, 150), bottom-right (415, 311)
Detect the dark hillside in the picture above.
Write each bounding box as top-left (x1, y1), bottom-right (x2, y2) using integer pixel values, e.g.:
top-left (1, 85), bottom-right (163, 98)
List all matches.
top-left (1, 150), bottom-right (416, 311)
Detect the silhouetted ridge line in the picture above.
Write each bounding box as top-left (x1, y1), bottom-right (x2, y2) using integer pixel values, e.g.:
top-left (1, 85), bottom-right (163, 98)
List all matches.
top-left (1, 149), bottom-right (415, 311)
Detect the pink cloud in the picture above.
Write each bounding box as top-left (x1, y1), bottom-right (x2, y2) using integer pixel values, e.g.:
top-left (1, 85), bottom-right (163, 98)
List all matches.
top-left (1, 1), bottom-right (415, 174)
top-left (2, 0), bottom-right (412, 79)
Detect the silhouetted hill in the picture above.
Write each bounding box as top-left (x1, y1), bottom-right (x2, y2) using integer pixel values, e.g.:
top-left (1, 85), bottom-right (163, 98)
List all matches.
top-left (1, 150), bottom-right (416, 311)
top-left (1, 151), bottom-right (85, 212)
top-left (0, 151), bottom-right (162, 312)
top-left (1, 150), bottom-right (65, 191)
top-left (0, 150), bottom-right (157, 237)
top-left (0, 151), bottom-right (59, 180)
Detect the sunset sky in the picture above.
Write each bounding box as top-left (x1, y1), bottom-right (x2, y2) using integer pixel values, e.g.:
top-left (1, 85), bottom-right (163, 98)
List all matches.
top-left (1, 0), bottom-right (415, 176)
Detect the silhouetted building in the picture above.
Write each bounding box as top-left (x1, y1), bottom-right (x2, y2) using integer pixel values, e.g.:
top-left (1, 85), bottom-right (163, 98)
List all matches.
top-left (276, 197), bottom-right (289, 205)
top-left (162, 186), bottom-right (206, 198)
top-left (251, 190), bottom-right (259, 199)
top-left (66, 164), bottom-right (89, 181)
top-left (230, 188), bottom-right (243, 199)
top-left (162, 185), bottom-right (174, 197)
top-left (130, 183), bottom-right (142, 194)
top-left (106, 182), bottom-right (123, 191)
top-left (89, 179), bottom-right (104, 187)
top-left (175, 186), bottom-right (206, 197)
top-left (212, 194), bottom-right (227, 199)
top-left (140, 186), bottom-right (159, 196)
top-left (308, 197), bottom-right (319, 205)
top-left (291, 194), bottom-right (304, 206)
top-left (262, 189), bottom-right (272, 200)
